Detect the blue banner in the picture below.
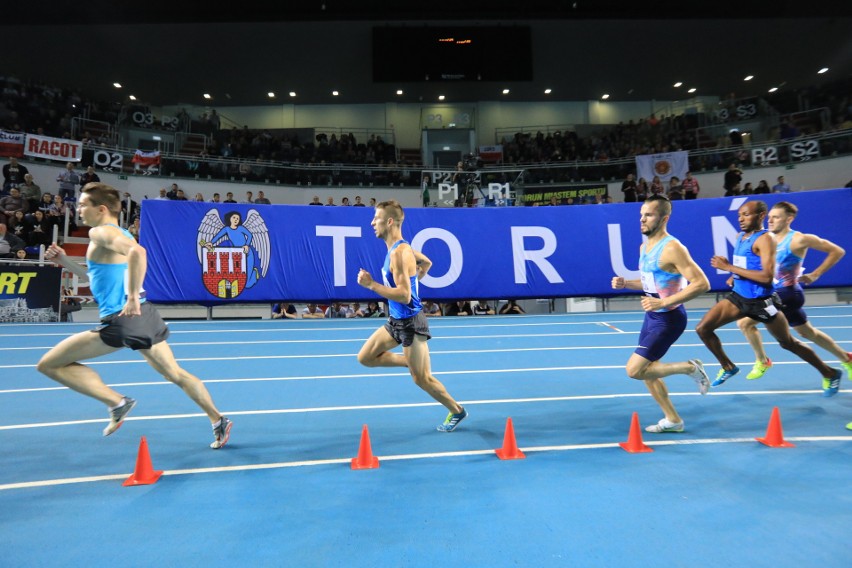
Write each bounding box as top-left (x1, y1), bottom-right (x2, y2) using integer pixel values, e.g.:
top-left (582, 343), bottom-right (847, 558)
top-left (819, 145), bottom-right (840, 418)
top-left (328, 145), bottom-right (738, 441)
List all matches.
top-left (0, 265), bottom-right (61, 322)
top-left (140, 189), bottom-right (852, 303)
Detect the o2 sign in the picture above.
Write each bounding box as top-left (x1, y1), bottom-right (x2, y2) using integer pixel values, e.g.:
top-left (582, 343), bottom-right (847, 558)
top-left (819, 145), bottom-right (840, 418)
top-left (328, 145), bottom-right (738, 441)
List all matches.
top-left (93, 150), bottom-right (124, 171)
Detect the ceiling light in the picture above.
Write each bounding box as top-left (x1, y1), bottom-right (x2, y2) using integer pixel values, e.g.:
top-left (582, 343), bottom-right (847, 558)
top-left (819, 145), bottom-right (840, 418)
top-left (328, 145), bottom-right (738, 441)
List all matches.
top-left (128, 95), bottom-right (136, 101)
top-left (396, 89), bottom-right (403, 95)
top-left (502, 89), bottom-right (510, 94)
top-left (203, 93), bottom-right (211, 99)
top-left (332, 90), bottom-right (339, 96)
top-left (768, 87), bottom-right (778, 93)
top-left (601, 94), bottom-right (610, 100)
top-left (544, 88), bottom-right (552, 94)
top-left (268, 92), bottom-right (275, 98)
top-left (113, 83), bottom-right (122, 89)
top-left (744, 75), bottom-right (754, 81)
top-left (818, 67), bottom-right (829, 74)
top-left (673, 82), bottom-right (682, 88)
top-left (687, 88), bottom-right (697, 93)
top-left (438, 95), bottom-right (445, 101)
top-left (289, 91), bottom-right (296, 97)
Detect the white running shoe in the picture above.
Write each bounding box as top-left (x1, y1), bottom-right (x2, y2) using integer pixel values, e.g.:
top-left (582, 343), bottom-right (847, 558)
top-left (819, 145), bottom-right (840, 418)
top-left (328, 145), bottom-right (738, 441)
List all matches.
top-left (645, 418), bottom-right (684, 433)
top-left (688, 359), bottom-right (711, 395)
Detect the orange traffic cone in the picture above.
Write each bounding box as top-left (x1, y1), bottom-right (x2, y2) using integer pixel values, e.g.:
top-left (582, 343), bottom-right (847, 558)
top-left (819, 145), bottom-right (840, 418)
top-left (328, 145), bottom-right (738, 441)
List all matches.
top-left (495, 417), bottom-right (526, 460)
top-left (756, 406), bottom-right (795, 448)
top-left (619, 412), bottom-right (653, 453)
top-left (123, 436), bottom-right (164, 486)
top-left (351, 424), bottom-right (380, 470)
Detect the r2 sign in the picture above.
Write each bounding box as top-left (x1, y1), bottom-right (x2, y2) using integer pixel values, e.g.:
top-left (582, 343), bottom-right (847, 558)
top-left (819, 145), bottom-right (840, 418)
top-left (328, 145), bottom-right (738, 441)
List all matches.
top-left (93, 150), bottom-right (124, 170)
top-left (751, 146), bottom-right (778, 165)
top-left (790, 140), bottom-right (819, 161)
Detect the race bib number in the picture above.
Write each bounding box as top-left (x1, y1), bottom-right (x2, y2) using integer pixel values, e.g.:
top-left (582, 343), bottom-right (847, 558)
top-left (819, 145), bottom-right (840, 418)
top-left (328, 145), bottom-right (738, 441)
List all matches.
top-left (640, 271), bottom-right (658, 294)
top-left (732, 255), bottom-right (747, 269)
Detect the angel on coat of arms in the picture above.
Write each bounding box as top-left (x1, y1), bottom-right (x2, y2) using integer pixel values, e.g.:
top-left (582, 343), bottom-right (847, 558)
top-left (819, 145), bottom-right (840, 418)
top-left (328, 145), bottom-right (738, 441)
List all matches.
top-left (197, 209), bottom-right (270, 297)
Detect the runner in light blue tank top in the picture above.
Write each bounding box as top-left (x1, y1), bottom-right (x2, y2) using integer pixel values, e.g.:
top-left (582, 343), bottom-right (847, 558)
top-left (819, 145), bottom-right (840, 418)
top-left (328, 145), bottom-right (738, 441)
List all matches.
top-left (639, 234), bottom-right (685, 313)
top-left (611, 195), bottom-right (712, 434)
top-left (38, 183), bottom-right (233, 449)
top-left (382, 239), bottom-right (421, 319)
top-left (774, 230), bottom-right (803, 289)
top-left (88, 224), bottom-right (146, 319)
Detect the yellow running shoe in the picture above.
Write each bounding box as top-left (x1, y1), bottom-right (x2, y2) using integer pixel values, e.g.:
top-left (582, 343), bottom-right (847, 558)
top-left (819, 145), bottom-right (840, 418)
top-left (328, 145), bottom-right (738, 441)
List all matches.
top-left (842, 352), bottom-right (852, 380)
top-left (746, 359), bottom-right (772, 380)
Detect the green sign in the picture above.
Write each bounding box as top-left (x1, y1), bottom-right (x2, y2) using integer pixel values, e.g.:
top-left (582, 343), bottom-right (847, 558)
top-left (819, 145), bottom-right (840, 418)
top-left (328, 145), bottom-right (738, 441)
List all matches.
top-left (118, 174), bottom-right (128, 180)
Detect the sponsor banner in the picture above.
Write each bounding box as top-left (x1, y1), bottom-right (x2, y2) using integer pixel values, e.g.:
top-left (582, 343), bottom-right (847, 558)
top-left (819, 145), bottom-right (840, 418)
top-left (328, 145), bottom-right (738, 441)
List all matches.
top-left (23, 134), bottom-right (83, 162)
top-left (521, 184), bottom-right (608, 206)
top-left (0, 265), bottom-right (61, 322)
top-left (635, 150), bottom-right (689, 183)
top-left (0, 130), bottom-right (25, 158)
top-left (140, 189), bottom-right (852, 303)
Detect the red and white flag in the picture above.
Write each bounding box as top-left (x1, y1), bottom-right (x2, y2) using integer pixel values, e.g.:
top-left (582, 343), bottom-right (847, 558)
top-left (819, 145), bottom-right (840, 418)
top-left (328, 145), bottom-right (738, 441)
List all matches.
top-left (478, 145), bottom-right (503, 164)
top-left (131, 150), bottom-right (161, 166)
top-left (0, 130), bottom-right (24, 158)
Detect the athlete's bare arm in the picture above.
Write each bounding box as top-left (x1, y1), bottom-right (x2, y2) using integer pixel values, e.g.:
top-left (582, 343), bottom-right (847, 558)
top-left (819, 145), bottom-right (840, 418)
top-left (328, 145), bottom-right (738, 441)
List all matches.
top-left (611, 244), bottom-right (646, 291)
top-left (89, 225), bottom-right (148, 316)
top-left (641, 241), bottom-right (710, 311)
top-left (44, 243), bottom-right (88, 279)
top-left (413, 249), bottom-right (432, 280)
top-left (358, 243), bottom-right (416, 304)
top-left (795, 232), bottom-right (845, 285)
top-left (710, 233), bottom-right (775, 285)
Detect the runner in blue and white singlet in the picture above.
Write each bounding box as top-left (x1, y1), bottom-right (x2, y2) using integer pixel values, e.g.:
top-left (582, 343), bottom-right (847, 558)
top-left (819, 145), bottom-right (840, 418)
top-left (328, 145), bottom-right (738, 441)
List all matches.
top-left (611, 195), bottom-right (712, 434)
top-left (382, 239), bottom-right (421, 320)
top-left (357, 200), bottom-right (467, 432)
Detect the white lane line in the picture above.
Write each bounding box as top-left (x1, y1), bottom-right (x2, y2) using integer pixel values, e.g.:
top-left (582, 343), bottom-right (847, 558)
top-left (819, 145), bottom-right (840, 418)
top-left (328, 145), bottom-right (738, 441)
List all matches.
top-left (5, 332), bottom-right (852, 368)
top-left (0, 389), bottom-right (832, 431)
top-left (2, 315), bottom-right (849, 337)
top-left (4, 322), bottom-right (851, 350)
top-left (598, 322), bottom-right (626, 332)
top-left (2, 357), bottom-right (847, 394)
top-left (2, 435), bottom-right (850, 491)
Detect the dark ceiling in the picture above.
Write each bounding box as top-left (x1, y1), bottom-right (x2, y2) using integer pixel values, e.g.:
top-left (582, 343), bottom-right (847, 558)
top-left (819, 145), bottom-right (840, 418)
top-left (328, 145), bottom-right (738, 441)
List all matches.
top-left (3, 1), bottom-right (851, 109)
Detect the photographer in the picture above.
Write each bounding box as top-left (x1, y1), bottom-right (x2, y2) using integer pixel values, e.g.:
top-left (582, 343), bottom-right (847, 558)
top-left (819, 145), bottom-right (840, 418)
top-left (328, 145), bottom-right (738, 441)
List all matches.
top-left (723, 163), bottom-right (742, 195)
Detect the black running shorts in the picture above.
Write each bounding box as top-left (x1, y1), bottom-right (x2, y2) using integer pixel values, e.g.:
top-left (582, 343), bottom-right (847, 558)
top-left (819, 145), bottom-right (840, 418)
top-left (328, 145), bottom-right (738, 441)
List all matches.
top-left (384, 311), bottom-right (432, 347)
top-left (92, 302), bottom-right (170, 350)
top-left (725, 291), bottom-right (782, 323)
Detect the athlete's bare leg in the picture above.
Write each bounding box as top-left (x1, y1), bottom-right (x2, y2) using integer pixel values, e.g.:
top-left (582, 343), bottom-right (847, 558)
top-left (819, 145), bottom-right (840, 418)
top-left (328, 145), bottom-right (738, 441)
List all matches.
top-left (36, 331), bottom-right (124, 406)
top-left (357, 326), bottom-right (409, 368)
top-left (140, 341), bottom-right (223, 423)
top-left (403, 335), bottom-right (463, 414)
top-left (695, 299), bottom-right (745, 370)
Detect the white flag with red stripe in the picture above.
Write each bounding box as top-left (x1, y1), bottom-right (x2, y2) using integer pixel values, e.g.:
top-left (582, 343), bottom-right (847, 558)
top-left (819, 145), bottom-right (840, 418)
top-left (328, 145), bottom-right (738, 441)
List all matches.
top-left (131, 150), bottom-right (161, 166)
top-left (0, 130), bottom-right (24, 158)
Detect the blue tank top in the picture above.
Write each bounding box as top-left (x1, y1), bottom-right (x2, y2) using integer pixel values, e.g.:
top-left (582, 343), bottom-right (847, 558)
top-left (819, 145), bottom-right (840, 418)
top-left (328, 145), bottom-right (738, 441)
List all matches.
top-left (382, 239), bottom-right (421, 319)
top-left (88, 224), bottom-right (146, 318)
top-left (639, 235), bottom-right (685, 312)
top-left (732, 229), bottom-right (773, 299)
top-left (774, 230), bottom-right (803, 289)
